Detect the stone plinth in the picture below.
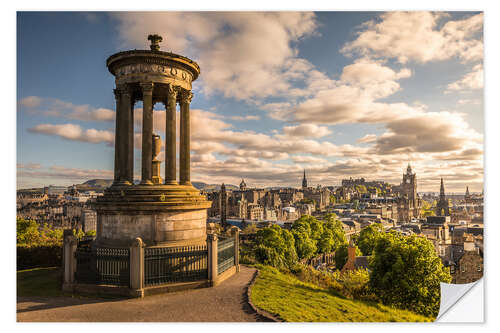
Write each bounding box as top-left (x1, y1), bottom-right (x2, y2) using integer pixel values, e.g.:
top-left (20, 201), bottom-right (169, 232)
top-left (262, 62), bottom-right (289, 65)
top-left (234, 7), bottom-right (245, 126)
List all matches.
top-left (93, 184), bottom-right (211, 247)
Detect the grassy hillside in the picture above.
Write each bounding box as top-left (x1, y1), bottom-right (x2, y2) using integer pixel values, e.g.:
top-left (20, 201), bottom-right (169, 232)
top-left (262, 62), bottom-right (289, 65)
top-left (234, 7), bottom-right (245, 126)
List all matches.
top-left (250, 266), bottom-right (433, 322)
top-left (17, 267), bottom-right (63, 297)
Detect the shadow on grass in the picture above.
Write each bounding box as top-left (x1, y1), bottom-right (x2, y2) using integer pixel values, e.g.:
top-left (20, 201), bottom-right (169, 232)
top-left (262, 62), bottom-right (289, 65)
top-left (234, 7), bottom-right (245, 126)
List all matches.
top-left (17, 267), bottom-right (127, 313)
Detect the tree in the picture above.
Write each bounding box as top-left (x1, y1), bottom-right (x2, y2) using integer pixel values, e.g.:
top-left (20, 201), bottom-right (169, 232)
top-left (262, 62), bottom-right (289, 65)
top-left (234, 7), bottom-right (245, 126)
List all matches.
top-left (254, 224), bottom-right (297, 268)
top-left (355, 185), bottom-right (367, 193)
top-left (16, 217), bottom-right (40, 244)
top-left (420, 201), bottom-right (435, 218)
top-left (242, 223), bottom-right (258, 234)
top-left (357, 224), bottom-right (384, 256)
top-left (369, 232), bottom-right (452, 317)
top-left (292, 230), bottom-right (317, 259)
top-left (335, 243), bottom-right (361, 269)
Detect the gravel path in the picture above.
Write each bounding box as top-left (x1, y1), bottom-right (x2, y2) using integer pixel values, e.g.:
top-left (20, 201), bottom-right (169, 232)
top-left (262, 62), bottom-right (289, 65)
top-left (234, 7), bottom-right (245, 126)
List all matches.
top-left (17, 266), bottom-right (264, 322)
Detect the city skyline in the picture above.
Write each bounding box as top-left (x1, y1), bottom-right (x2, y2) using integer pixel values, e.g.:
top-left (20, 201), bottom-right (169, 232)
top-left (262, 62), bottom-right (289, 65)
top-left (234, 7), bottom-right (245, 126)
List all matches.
top-left (17, 11), bottom-right (484, 191)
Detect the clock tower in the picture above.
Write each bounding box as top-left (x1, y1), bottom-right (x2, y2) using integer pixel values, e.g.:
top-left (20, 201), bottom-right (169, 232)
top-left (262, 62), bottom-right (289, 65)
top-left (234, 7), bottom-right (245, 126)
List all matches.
top-left (398, 164), bottom-right (421, 222)
top-left (402, 163), bottom-right (417, 202)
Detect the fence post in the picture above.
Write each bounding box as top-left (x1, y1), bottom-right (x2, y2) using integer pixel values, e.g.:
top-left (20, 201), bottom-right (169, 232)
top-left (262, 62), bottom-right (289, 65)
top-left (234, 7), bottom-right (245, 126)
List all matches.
top-left (129, 237), bottom-right (144, 297)
top-left (62, 230), bottom-right (77, 291)
top-left (231, 226), bottom-right (240, 273)
top-left (207, 233), bottom-right (218, 286)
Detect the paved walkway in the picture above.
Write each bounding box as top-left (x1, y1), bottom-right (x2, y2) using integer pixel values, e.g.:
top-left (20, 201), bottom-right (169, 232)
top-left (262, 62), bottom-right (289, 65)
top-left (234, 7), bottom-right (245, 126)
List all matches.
top-left (17, 266), bottom-right (264, 322)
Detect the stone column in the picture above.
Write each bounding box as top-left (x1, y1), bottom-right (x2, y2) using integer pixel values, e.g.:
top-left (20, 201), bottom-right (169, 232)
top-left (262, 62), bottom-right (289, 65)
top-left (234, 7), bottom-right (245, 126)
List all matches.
top-left (179, 90), bottom-right (192, 185)
top-left (114, 84), bottom-right (133, 185)
top-left (140, 82), bottom-right (154, 185)
top-left (112, 88), bottom-right (123, 184)
top-left (165, 84), bottom-right (178, 185)
top-left (62, 231), bottom-right (77, 290)
top-left (129, 237), bottom-right (144, 297)
top-left (207, 233), bottom-right (218, 286)
top-left (231, 227), bottom-right (240, 272)
top-left (126, 92), bottom-right (134, 184)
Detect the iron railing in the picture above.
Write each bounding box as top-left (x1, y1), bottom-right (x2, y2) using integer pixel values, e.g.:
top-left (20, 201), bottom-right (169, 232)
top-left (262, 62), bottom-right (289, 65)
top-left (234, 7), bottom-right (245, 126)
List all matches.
top-left (217, 237), bottom-right (235, 274)
top-left (144, 245), bottom-right (208, 286)
top-left (75, 246), bottom-right (130, 286)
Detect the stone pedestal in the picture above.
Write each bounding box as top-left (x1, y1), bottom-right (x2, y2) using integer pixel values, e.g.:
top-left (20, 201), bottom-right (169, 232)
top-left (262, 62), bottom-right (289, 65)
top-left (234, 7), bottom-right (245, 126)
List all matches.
top-left (152, 160), bottom-right (162, 185)
top-left (94, 184), bottom-right (211, 248)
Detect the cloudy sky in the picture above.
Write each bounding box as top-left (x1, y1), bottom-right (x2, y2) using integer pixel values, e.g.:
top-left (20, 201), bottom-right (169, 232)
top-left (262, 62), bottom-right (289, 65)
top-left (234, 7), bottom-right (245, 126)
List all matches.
top-left (17, 11), bottom-right (484, 192)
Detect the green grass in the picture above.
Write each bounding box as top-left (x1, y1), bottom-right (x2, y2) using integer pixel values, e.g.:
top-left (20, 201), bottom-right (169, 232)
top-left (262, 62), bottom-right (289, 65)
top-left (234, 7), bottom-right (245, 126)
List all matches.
top-left (250, 265), bottom-right (433, 322)
top-left (17, 267), bottom-right (64, 297)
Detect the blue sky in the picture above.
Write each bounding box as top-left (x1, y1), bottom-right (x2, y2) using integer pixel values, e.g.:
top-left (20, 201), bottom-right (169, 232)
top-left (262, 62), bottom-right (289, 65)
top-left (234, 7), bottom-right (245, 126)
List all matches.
top-left (17, 11), bottom-right (484, 191)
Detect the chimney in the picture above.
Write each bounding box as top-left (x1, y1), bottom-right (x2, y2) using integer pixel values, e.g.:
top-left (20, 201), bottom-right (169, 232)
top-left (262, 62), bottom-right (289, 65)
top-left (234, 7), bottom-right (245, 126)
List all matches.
top-left (347, 243), bottom-right (357, 263)
top-left (464, 235), bottom-right (475, 252)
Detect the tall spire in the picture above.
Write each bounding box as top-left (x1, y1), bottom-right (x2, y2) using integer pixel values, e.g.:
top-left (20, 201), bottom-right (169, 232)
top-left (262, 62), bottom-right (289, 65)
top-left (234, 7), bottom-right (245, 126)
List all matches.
top-left (302, 169), bottom-right (308, 189)
top-left (407, 163), bottom-right (412, 175)
top-left (465, 185), bottom-right (470, 196)
top-left (436, 177), bottom-right (449, 216)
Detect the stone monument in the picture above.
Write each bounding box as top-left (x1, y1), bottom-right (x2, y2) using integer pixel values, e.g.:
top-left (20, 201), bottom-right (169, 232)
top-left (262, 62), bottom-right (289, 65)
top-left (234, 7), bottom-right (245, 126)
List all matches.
top-left (94, 34), bottom-right (211, 248)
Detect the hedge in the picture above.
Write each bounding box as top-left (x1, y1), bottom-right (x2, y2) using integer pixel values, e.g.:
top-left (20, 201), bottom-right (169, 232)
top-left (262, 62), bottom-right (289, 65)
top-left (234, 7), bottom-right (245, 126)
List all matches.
top-left (17, 243), bottom-right (63, 270)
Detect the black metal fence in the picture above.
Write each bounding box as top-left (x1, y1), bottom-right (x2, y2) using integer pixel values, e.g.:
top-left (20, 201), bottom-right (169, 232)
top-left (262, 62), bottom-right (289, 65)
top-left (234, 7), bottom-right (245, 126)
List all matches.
top-left (75, 246), bottom-right (130, 286)
top-left (217, 237), bottom-right (235, 274)
top-left (144, 245), bottom-right (208, 286)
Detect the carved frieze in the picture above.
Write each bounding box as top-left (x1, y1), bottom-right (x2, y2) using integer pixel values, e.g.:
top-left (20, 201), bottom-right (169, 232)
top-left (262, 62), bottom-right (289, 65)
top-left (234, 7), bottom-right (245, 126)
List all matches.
top-left (115, 63), bottom-right (193, 83)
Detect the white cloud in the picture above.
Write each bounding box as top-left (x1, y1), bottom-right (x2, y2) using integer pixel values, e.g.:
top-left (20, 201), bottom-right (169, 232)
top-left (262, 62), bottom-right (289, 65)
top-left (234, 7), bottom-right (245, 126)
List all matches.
top-left (230, 115), bottom-right (261, 121)
top-left (281, 124), bottom-right (332, 138)
top-left (19, 96), bottom-right (42, 108)
top-left (18, 96), bottom-right (115, 122)
top-left (340, 61), bottom-right (411, 85)
top-left (447, 64), bottom-right (484, 91)
top-left (342, 12), bottom-right (483, 64)
top-left (457, 99), bottom-right (481, 105)
top-left (18, 165), bottom-right (114, 182)
top-left (112, 12), bottom-right (318, 100)
top-left (28, 123), bottom-right (114, 144)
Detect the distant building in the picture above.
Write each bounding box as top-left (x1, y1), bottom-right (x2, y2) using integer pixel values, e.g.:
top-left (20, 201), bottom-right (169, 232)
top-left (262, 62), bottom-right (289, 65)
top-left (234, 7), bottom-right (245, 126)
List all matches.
top-left (449, 236), bottom-right (483, 284)
top-left (81, 209), bottom-right (97, 233)
top-left (341, 243), bottom-right (370, 273)
top-left (397, 164), bottom-right (422, 223)
top-left (436, 178), bottom-right (450, 216)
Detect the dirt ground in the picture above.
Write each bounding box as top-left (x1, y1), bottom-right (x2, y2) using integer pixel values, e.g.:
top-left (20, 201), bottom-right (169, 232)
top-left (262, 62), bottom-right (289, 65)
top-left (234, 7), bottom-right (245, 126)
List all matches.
top-left (17, 266), bottom-right (265, 322)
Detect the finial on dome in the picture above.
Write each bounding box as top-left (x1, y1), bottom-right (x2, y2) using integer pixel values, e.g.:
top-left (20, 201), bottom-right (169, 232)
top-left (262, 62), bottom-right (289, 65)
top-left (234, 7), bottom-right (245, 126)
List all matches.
top-left (148, 34), bottom-right (163, 51)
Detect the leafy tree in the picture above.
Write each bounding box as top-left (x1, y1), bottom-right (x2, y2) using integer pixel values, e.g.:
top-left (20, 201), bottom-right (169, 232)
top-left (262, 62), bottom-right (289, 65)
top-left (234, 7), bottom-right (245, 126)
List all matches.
top-left (242, 223), bottom-right (258, 234)
top-left (16, 217), bottom-right (40, 244)
top-left (352, 200), bottom-right (360, 211)
top-left (85, 230), bottom-right (96, 237)
top-left (369, 231), bottom-right (452, 317)
top-left (420, 201), bottom-right (435, 218)
top-left (335, 243), bottom-right (361, 269)
top-left (329, 195), bottom-right (336, 205)
top-left (357, 224), bottom-right (384, 256)
top-left (292, 230), bottom-right (317, 259)
top-left (73, 229), bottom-right (85, 240)
top-left (309, 218), bottom-right (324, 242)
top-left (254, 224), bottom-right (297, 268)
top-left (355, 185), bottom-right (367, 193)
top-left (317, 229), bottom-right (335, 253)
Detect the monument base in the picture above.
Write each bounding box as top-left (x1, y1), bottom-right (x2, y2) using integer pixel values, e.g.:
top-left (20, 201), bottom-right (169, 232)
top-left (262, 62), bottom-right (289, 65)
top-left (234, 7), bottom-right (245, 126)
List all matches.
top-left (93, 184), bottom-right (211, 247)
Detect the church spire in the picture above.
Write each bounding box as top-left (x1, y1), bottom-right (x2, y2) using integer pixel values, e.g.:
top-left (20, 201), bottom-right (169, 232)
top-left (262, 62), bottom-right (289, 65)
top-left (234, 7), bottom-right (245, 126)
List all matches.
top-left (436, 177), bottom-right (449, 216)
top-left (302, 169), bottom-right (308, 189)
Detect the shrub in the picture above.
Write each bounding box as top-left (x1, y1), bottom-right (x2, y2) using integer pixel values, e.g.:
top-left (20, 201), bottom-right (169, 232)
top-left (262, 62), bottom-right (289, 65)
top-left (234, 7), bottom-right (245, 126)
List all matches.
top-left (369, 231), bottom-right (451, 317)
top-left (17, 243), bottom-right (63, 270)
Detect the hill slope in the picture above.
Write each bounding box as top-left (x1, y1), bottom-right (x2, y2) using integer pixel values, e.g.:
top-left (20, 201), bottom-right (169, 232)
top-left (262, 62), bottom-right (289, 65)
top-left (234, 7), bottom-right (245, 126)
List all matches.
top-left (250, 266), bottom-right (433, 322)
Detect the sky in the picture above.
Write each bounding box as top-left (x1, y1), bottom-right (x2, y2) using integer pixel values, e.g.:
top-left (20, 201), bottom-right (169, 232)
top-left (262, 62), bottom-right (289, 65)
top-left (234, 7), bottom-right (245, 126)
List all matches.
top-left (16, 11), bottom-right (484, 192)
